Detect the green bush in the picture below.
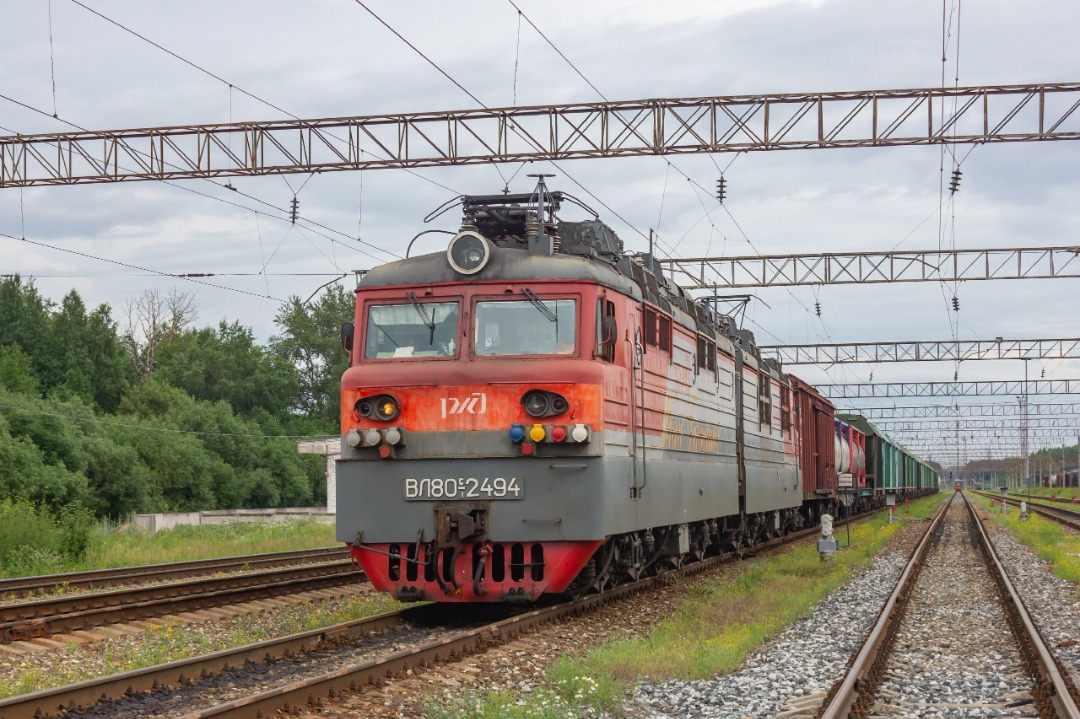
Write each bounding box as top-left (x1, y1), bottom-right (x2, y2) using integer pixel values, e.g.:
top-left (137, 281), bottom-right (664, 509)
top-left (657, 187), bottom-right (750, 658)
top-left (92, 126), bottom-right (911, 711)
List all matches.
top-left (0, 498), bottom-right (94, 577)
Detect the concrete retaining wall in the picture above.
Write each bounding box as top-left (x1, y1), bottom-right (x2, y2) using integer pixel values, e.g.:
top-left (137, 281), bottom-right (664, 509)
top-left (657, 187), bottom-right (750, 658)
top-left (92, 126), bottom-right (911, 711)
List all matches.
top-left (134, 507), bottom-right (334, 533)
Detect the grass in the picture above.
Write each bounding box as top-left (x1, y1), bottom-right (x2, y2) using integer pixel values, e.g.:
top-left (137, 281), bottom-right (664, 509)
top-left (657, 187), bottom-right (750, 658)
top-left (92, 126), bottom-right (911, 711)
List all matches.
top-left (82, 519), bottom-right (338, 569)
top-left (1, 518), bottom-right (338, 579)
top-left (0, 592), bottom-right (402, 699)
top-left (425, 493), bottom-right (949, 718)
top-left (968, 492), bottom-right (1080, 589)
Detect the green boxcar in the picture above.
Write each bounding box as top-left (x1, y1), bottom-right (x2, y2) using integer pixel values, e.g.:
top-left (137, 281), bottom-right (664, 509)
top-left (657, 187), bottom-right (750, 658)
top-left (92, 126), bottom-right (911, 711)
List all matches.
top-left (838, 414), bottom-right (939, 497)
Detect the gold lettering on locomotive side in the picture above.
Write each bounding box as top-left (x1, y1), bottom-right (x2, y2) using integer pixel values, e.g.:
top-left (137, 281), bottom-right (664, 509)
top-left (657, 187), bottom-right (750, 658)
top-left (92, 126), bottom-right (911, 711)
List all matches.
top-left (661, 415), bottom-right (722, 454)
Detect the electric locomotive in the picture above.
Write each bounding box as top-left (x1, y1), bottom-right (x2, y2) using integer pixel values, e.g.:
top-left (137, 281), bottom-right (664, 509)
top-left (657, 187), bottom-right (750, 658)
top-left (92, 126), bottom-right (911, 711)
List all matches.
top-left (335, 178), bottom-right (935, 603)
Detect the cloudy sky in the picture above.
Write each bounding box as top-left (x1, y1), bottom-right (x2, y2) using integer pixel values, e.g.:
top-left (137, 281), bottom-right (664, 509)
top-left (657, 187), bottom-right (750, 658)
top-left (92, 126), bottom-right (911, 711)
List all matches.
top-left (2, 0), bottom-right (1078, 464)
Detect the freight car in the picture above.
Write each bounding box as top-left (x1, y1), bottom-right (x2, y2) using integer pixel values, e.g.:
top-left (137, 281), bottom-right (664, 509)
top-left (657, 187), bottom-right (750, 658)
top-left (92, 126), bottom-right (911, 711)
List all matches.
top-left (336, 179), bottom-right (936, 603)
top-left (838, 414), bottom-right (938, 499)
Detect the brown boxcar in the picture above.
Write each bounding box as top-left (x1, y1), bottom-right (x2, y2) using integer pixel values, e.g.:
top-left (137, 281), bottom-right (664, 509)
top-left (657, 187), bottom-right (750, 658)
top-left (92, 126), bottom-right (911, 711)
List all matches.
top-left (789, 375), bottom-right (837, 508)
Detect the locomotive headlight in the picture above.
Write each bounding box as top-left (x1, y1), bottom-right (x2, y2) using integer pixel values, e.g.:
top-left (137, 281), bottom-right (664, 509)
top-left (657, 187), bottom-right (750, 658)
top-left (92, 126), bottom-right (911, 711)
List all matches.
top-left (447, 231), bottom-right (492, 275)
top-left (373, 396), bottom-right (400, 421)
top-left (522, 391), bottom-right (551, 418)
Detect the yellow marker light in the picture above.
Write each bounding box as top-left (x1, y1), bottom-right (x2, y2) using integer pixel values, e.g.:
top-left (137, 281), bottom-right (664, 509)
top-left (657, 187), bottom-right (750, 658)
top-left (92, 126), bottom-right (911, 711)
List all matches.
top-left (378, 400), bottom-right (397, 418)
top-left (529, 424), bottom-right (546, 442)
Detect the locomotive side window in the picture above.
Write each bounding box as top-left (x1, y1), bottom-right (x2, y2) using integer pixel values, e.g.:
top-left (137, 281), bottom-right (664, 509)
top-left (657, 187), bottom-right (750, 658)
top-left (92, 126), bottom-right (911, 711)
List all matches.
top-left (642, 307), bottom-right (672, 353)
top-left (474, 299), bottom-right (576, 355)
top-left (696, 336), bottom-right (716, 374)
top-left (595, 299), bottom-right (616, 363)
top-left (364, 301), bottom-right (460, 358)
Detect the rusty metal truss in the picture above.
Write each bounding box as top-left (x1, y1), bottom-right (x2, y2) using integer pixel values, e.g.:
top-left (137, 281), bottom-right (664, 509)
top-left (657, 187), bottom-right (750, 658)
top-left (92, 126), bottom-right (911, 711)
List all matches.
top-left (2, 82), bottom-right (1080, 188)
top-left (821, 378), bottom-right (1080, 399)
top-left (762, 337), bottom-right (1080, 365)
top-left (875, 417), bottom-right (1080, 431)
top-left (661, 246), bottom-right (1080, 289)
top-left (843, 402), bottom-right (1080, 418)
top-left (892, 426), bottom-right (1079, 438)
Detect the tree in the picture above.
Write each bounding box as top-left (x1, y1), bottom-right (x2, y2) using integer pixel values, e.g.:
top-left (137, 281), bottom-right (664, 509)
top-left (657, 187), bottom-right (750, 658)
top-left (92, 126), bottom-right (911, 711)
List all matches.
top-left (154, 320), bottom-right (298, 416)
top-left (121, 288), bottom-right (197, 379)
top-left (0, 344), bottom-right (39, 396)
top-left (271, 283), bottom-right (353, 425)
top-left (49, 291), bottom-right (128, 413)
top-left (0, 275), bottom-right (57, 390)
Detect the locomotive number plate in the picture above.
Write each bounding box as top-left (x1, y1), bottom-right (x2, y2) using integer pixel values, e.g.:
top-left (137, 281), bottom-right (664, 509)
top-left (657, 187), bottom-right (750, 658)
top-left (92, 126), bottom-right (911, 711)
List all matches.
top-left (404, 477), bottom-right (524, 500)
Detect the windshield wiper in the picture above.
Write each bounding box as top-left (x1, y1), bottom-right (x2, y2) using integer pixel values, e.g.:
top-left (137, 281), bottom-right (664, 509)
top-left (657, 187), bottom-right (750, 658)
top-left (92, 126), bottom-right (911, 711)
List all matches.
top-left (522, 288), bottom-right (557, 322)
top-left (406, 291), bottom-right (436, 344)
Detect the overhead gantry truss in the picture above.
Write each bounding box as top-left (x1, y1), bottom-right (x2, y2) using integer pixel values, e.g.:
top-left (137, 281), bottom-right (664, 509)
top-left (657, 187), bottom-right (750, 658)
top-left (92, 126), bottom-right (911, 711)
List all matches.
top-left (2, 82), bottom-right (1080, 187)
top-left (762, 337), bottom-right (1080, 365)
top-left (821, 378), bottom-right (1080, 399)
top-left (842, 402), bottom-right (1080, 418)
top-left (875, 417), bottom-right (1080, 431)
top-left (661, 246), bottom-right (1080, 289)
top-left (891, 427), bottom-right (1079, 438)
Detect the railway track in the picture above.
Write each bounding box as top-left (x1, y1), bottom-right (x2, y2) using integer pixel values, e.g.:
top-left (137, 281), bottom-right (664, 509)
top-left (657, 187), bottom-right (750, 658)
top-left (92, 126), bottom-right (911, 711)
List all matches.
top-left (0, 560), bottom-right (363, 644)
top-left (0, 547), bottom-right (348, 598)
top-left (817, 492), bottom-right (1080, 719)
top-left (972, 491), bottom-right (1080, 533)
top-left (0, 511), bottom-right (879, 719)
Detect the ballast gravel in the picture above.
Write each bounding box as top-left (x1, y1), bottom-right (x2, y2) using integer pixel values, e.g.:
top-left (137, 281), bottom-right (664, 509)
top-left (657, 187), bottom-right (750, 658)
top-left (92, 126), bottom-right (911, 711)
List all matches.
top-left (626, 544), bottom-right (912, 718)
top-left (984, 519), bottom-right (1080, 692)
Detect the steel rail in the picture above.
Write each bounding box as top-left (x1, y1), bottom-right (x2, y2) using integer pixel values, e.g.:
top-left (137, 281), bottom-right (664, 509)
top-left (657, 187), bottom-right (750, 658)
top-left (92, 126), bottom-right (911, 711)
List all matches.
top-left (0, 547), bottom-right (347, 596)
top-left (819, 493), bottom-right (1080, 718)
top-left (966, 493), bottom-right (1080, 718)
top-left (0, 561), bottom-right (363, 643)
top-left (0, 605), bottom-right (423, 719)
top-left (971, 491), bottom-right (1080, 532)
top-left (817, 497), bottom-right (948, 718)
top-left (0, 508), bottom-right (893, 719)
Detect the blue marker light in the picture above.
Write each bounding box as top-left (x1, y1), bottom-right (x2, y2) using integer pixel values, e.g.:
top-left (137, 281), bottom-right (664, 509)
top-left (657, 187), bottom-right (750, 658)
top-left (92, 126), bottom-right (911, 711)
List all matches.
top-left (508, 424), bottom-right (525, 442)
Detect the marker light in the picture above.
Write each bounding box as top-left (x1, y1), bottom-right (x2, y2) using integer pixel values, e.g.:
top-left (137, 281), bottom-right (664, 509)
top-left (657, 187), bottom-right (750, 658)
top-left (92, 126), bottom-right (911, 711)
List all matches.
top-left (346, 429), bottom-right (361, 447)
top-left (529, 424), bottom-right (546, 442)
top-left (521, 443), bottom-right (535, 456)
top-left (378, 445), bottom-right (392, 458)
top-left (384, 427), bottom-right (402, 445)
top-left (375, 398), bottom-right (399, 420)
top-left (363, 429), bottom-right (381, 447)
top-left (508, 424), bottom-right (525, 442)
top-left (571, 424), bottom-right (589, 443)
top-left (551, 425), bottom-right (567, 442)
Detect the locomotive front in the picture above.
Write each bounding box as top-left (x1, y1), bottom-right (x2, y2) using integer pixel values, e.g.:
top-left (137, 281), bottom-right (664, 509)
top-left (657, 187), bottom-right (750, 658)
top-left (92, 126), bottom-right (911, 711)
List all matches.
top-left (336, 185), bottom-right (629, 602)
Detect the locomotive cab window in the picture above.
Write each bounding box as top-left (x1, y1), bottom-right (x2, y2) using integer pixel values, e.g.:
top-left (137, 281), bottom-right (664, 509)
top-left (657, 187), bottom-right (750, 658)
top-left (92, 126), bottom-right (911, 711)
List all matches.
top-left (474, 298), bottom-right (576, 356)
top-left (364, 301), bottom-right (460, 358)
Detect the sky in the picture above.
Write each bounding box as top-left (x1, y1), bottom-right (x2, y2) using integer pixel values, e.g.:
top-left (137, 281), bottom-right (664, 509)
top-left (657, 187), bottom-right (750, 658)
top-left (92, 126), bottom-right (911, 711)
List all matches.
top-left (2, 0), bottom-right (1078, 466)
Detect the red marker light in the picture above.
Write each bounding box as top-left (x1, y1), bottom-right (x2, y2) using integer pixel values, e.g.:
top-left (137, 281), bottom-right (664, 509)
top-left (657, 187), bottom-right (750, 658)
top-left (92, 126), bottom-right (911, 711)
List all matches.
top-left (551, 425), bottom-right (567, 442)
top-left (378, 445), bottom-right (391, 458)
top-left (521, 443), bottom-right (535, 456)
